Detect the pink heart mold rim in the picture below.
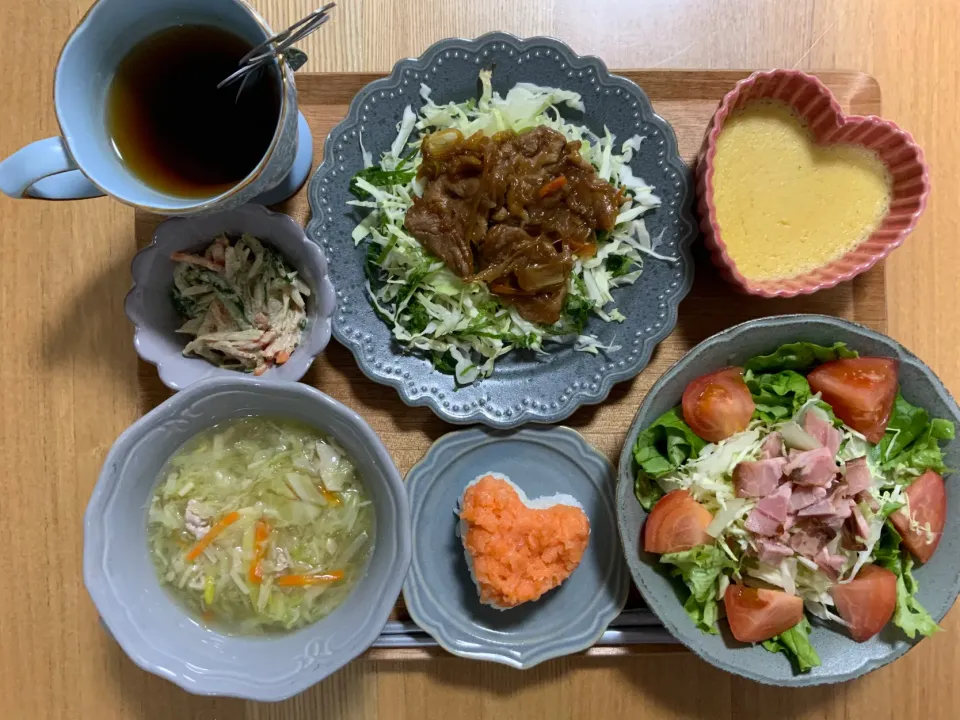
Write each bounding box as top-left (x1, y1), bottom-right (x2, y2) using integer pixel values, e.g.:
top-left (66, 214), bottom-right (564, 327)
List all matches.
top-left (696, 69), bottom-right (930, 298)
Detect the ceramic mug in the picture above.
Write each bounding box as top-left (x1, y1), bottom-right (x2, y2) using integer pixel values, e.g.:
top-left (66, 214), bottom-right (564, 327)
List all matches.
top-left (0, 0), bottom-right (305, 214)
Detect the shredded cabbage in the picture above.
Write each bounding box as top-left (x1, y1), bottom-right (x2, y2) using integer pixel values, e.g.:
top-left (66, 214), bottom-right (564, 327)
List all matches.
top-left (350, 69), bottom-right (673, 384)
top-left (147, 418), bottom-right (374, 634)
top-left (650, 380), bottom-right (948, 644)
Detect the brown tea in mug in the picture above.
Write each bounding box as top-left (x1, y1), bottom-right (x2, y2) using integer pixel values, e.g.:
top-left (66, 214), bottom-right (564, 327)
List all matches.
top-left (106, 25), bottom-right (281, 198)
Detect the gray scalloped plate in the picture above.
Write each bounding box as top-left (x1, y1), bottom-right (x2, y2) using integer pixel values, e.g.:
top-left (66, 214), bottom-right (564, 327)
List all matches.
top-left (616, 314), bottom-right (960, 686)
top-left (403, 425), bottom-right (629, 668)
top-left (305, 32), bottom-right (696, 427)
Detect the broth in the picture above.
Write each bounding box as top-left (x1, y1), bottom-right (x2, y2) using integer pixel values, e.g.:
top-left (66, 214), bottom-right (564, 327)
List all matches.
top-left (147, 417), bottom-right (375, 634)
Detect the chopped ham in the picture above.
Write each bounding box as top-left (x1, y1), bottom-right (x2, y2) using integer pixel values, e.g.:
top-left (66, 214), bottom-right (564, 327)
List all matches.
top-left (745, 508), bottom-right (782, 537)
top-left (848, 504), bottom-right (871, 543)
top-left (855, 490), bottom-right (880, 512)
top-left (784, 447), bottom-right (838, 487)
top-left (789, 485), bottom-right (828, 512)
top-left (797, 497), bottom-right (837, 517)
top-left (733, 457), bottom-right (787, 498)
top-left (803, 411), bottom-right (842, 456)
top-left (832, 497), bottom-right (854, 521)
top-left (745, 484), bottom-right (793, 536)
top-left (814, 547), bottom-right (846, 579)
top-left (822, 515), bottom-right (846, 531)
top-left (759, 484), bottom-right (792, 521)
top-left (788, 524), bottom-right (831, 557)
top-left (755, 538), bottom-right (794, 565)
top-left (760, 431), bottom-right (784, 460)
top-left (844, 457), bottom-right (873, 495)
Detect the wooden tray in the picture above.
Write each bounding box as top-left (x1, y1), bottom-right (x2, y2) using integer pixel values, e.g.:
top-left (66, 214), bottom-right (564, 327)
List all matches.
top-left (134, 69), bottom-right (886, 660)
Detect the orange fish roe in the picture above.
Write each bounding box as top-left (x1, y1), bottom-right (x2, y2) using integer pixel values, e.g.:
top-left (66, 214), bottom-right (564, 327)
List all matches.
top-left (459, 475), bottom-right (591, 608)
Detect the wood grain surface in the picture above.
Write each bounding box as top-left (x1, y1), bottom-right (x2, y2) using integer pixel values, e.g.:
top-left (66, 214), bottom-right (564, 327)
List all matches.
top-left (2, 2), bottom-right (959, 719)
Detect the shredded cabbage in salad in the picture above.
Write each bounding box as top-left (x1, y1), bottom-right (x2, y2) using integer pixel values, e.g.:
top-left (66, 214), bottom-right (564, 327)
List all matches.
top-left (349, 70), bottom-right (673, 385)
top-left (147, 418), bottom-right (374, 634)
top-left (650, 395), bottom-right (919, 629)
top-left (635, 342), bottom-right (954, 672)
top-left (171, 234), bottom-right (310, 376)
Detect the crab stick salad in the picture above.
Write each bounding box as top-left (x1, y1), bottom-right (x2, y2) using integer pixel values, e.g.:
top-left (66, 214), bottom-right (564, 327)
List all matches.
top-left (633, 342), bottom-right (954, 672)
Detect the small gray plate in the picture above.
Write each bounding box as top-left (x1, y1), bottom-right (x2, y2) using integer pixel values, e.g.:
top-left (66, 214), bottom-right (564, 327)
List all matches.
top-left (616, 314), bottom-right (960, 686)
top-left (403, 425), bottom-right (629, 668)
top-left (306, 32), bottom-right (697, 427)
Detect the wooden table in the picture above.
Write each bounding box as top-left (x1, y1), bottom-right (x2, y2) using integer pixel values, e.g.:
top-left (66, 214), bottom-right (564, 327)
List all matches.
top-left (1, 1), bottom-right (957, 718)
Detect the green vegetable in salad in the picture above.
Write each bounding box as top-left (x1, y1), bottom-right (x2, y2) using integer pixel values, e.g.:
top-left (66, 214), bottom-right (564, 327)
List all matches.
top-left (633, 339), bottom-right (956, 673)
top-left (744, 341), bottom-right (858, 374)
top-left (877, 394), bottom-right (955, 483)
top-left (170, 234), bottom-right (310, 375)
top-left (633, 407), bottom-right (707, 509)
top-left (761, 617), bottom-right (821, 672)
top-left (744, 369), bottom-right (812, 422)
top-left (878, 393), bottom-right (931, 461)
top-left (660, 545), bottom-right (734, 634)
top-left (874, 523), bottom-right (940, 639)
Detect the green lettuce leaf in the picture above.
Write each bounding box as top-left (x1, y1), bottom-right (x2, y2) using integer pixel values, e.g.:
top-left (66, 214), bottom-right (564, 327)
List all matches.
top-left (660, 545), bottom-right (734, 634)
top-left (634, 407), bottom-right (706, 477)
top-left (877, 393), bottom-right (930, 462)
top-left (874, 523), bottom-right (941, 639)
top-left (634, 474), bottom-right (665, 513)
top-left (632, 407), bottom-right (707, 509)
top-left (744, 341), bottom-right (858, 374)
top-left (744, 369), bottom-right (812, 422)
top-left (761, 616), bottom-right (821, 672)
top-left (879, 405), bottom-right (955, 483)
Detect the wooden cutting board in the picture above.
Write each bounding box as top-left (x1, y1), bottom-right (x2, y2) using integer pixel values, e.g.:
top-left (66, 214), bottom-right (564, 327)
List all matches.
top-left (133, 69), bottom-right (885, 658)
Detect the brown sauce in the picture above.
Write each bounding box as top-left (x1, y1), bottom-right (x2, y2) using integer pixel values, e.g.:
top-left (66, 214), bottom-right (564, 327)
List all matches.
top-left (404, 125), bottom-right (622, 325)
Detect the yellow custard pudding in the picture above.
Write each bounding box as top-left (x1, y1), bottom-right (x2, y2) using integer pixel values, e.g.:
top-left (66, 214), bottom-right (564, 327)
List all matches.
top-left (712, 99), bottom-right (892, 282)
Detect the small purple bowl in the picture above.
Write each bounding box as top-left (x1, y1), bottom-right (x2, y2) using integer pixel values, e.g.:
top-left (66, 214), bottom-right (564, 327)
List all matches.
top-left (125, 204), bottom-right (336, 391)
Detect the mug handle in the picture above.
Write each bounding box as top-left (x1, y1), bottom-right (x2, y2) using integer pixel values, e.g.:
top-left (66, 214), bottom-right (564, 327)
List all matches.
top-left (0, 137), bottom-right (104, 200)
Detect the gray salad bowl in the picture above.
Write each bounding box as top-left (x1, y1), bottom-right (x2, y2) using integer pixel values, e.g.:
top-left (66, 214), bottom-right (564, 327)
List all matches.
top-left (616, 314), bottom-right (960, 686)
top-left (126, 203), bottom-right (337, 391)
top-left (306, 32), bottom-right (697, 427)
top-left (83, 378), bottom-right (410, 701)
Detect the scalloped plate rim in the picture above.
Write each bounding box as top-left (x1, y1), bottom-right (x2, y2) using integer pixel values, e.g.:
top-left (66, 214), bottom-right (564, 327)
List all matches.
top-left (402, 425), bottom-right (629, 668)
top-left (305, 32), bottom-right (697, 427)
top-left (615, 313), bottom-right (960, 686)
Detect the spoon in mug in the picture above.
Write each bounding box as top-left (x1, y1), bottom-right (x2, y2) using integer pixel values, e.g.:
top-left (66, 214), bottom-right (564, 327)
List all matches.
top-left (218, 3), bottom-right (335, 98)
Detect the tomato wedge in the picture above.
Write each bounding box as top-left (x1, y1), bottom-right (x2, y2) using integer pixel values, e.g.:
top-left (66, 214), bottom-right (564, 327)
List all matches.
top-left (643, 490), bottom-right (714, 554)
top-left (724, 585), bottom-right (804, 643)
top-left (681, 367), bottom-right (755, 443)
top-left (891, 469), bottom-right (947, 564)
top-left (807, 357), bottom-right (898, 443)
top-left (831, 565), bottom-right (897, 641)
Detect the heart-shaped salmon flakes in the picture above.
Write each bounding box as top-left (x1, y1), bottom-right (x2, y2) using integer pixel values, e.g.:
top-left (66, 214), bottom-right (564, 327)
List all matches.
top-left (459, 474), bottom-right (590, 609)
top-left (697, 69), bottom-right (929, 297)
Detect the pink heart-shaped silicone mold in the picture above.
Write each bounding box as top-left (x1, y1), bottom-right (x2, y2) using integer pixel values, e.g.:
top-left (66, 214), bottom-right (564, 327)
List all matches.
top-left (696, 69), bottom-right (929, 298)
